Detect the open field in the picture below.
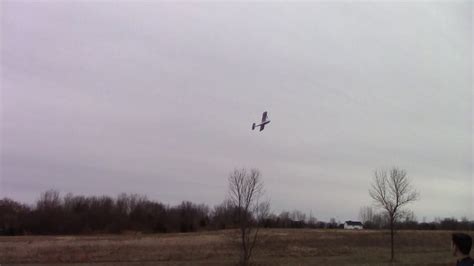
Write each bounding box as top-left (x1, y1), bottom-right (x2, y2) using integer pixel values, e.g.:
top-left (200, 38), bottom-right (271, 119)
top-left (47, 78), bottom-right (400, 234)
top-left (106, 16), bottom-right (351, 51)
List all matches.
top-left (0, 229), bottom-right (467, 265)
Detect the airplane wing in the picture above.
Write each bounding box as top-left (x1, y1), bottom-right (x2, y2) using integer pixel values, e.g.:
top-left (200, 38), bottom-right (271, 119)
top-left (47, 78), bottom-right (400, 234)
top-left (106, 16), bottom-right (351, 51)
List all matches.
top-left (261, 111), bottom-right (268, 122)
top-left (260, 124), bottom-right (265, 131)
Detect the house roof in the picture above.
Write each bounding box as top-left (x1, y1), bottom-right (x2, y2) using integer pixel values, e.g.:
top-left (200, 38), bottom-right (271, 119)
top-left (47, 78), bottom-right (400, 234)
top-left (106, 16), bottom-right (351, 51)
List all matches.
top-left (345, 220), bottom-right (363, 226)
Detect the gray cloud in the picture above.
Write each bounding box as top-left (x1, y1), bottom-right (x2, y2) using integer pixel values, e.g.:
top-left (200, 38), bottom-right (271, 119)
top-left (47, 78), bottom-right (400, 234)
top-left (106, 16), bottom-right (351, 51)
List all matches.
top-left (1, 1), bottom-right (472, 221)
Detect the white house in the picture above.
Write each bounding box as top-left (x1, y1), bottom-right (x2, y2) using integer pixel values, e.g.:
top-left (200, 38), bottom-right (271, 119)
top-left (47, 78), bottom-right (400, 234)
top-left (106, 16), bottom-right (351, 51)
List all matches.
top-left (344, 220), bottom-right (363, 230)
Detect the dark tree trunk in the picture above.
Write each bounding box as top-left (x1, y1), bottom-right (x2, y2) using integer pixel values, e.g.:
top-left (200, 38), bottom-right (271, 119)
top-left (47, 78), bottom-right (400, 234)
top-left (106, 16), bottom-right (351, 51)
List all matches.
top-left (390, 217), bottom-right (394, 261)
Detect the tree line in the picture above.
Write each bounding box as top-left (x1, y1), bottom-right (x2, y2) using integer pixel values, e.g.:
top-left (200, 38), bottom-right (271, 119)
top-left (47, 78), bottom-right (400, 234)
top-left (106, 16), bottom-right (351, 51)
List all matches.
top-left (1, 189), bottom-right (472, 236)
top-left (359, 206), bottom-right (473, 230)
top-left (0, 190), bottom-right (213, 235)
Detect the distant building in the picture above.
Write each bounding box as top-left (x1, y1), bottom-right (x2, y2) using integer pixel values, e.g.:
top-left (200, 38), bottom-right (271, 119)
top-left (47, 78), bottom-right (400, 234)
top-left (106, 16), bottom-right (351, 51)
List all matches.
top-left (344, 220), bottom-right (363, 230)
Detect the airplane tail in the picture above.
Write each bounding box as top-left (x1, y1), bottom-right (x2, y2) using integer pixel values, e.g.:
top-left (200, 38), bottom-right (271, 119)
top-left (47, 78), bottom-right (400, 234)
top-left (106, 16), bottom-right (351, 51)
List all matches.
top-left (252, 123), bottom-right (256, 130)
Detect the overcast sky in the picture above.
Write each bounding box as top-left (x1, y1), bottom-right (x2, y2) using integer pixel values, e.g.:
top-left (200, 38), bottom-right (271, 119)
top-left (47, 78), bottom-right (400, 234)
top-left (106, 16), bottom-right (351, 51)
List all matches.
top-left (1, 1), bottom-right (472, 222)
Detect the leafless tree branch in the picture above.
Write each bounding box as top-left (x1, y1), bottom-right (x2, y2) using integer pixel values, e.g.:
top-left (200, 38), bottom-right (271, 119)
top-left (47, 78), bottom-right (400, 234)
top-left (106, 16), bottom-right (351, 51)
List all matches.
top-left (228, 168), bottom-right (267, 266)
top-left (369, 167), bottom-right (419, 261)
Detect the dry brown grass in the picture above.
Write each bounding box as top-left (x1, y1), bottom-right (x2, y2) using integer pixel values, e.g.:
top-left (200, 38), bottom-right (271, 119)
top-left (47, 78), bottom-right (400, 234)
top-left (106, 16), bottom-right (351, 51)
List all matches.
top-left (0, 229), bottom-right (469, 265)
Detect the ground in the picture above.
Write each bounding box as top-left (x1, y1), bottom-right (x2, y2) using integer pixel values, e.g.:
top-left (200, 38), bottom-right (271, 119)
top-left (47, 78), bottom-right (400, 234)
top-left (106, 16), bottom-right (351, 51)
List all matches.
top-left (0, 229), bottom-right (465, 265)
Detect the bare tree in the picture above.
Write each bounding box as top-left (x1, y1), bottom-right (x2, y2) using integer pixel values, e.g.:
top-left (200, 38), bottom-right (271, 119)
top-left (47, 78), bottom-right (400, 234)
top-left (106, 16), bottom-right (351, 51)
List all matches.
top-left (369, 167), bottom-right (419, 261)
top-left (307, 212), bottom-right (317, 228)
top-left (401, 209), bottom-right (417, 223)
top-left (290, 210), bottom-right (306, 222)
top-left (37, 189), bottom-right (61, 210)
top-left (228, 168), bottom-right (268, 266)
top-left (359, 206), bottom-right (375, 225)
top-left (279, 211), bottom-right (291, 228)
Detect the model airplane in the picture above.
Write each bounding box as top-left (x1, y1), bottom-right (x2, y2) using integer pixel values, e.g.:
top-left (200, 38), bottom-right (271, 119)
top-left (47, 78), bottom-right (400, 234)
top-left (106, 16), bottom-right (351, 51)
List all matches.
top-left (252, 111), bottom-right (270, 131)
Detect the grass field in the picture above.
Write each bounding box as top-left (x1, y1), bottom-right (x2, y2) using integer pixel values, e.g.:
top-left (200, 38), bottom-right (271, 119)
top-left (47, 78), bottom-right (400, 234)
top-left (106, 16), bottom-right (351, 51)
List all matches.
top-left (0, 229), bottom-right (467, 265)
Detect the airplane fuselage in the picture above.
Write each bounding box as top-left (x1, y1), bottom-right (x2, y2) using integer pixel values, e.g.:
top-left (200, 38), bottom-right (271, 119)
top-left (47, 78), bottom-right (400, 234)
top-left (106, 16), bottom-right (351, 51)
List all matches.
top-left (255, 121), bottom-right (270, 127)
